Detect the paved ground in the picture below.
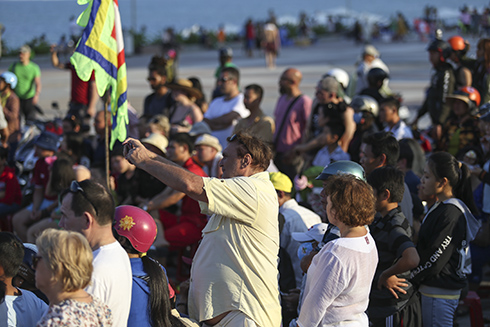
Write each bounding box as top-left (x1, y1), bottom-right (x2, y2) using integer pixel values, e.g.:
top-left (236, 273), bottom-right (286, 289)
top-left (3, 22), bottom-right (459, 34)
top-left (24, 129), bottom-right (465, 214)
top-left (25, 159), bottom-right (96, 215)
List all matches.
top-left (1, 34), bottom-right (489, 326)
top-left (0, 35), bottom-right (434, 122)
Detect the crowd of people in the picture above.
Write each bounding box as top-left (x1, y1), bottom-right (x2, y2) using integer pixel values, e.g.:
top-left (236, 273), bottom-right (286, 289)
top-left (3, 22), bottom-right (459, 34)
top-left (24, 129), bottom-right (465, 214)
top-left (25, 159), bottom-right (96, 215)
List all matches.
top-left (0, 28), bottom-right (490, 327)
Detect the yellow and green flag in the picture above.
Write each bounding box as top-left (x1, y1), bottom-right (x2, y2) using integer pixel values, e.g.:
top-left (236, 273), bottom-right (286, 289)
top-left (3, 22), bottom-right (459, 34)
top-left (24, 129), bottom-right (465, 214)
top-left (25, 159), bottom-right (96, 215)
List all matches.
top-left (71, 0), bottom-right (128, 149)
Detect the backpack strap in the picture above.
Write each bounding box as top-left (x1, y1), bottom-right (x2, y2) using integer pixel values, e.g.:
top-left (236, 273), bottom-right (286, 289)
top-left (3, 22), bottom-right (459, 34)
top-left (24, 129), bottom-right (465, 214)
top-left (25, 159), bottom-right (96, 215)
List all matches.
top-left (273, 94), bottom-right (303, 150)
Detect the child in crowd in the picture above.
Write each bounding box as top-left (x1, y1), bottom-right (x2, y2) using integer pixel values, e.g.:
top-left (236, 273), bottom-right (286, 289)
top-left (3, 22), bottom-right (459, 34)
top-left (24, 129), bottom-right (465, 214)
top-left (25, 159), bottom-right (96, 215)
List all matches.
top-left (367, 166), bottom-right (421, 327)
top-left (311, 121), bottom-right (350, 168)
top-left (12, 131), bottom-right (59, 241)
top-left (0, 232), bottom-right (47, 325)
top-left (25, 158), bottom-right (75, 242)
top-left (285, 223), bottom-right (329, 327)
top-left (113, 205), bottom-right (194, 327)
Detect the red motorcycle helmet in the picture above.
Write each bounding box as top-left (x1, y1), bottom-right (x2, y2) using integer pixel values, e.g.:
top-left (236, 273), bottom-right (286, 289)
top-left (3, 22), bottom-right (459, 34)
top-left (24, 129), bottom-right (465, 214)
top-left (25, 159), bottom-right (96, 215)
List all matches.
top-left (114, 205), bottom-right (157, 253)
top-left (448, 36), bottom-right (470, 59)
top-left (448, 36), bottom-right (467, 51)
top-left (459, 86), bottom-right (481, 107)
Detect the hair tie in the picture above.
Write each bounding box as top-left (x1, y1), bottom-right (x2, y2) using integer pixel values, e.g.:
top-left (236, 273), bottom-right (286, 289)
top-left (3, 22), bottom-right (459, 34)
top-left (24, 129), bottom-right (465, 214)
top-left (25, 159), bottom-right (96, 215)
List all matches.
top-left (457, 161), bottom-right (463, 182)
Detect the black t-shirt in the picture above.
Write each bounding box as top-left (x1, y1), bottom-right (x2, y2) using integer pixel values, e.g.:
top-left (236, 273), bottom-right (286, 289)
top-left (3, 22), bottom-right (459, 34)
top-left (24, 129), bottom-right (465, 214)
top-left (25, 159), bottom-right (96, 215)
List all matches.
top-left (143, 91), bottom-right (175, 119)
top-left (368, 207), bottom-right (415, 318)
top-left (116, 168), bottom-right (166, 204)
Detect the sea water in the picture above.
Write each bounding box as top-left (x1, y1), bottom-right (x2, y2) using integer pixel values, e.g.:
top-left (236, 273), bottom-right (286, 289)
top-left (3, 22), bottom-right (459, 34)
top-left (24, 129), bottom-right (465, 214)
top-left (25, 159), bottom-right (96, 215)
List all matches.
top-left (0, 0), bottom-right (488, 49)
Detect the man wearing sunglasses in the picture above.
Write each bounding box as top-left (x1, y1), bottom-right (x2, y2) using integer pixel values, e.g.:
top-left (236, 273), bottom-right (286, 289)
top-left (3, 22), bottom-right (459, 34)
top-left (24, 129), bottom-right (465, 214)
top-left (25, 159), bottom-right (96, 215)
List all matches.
top-left (124, 131), bottom-right (281, 327)
top-left (142, 55), bottom-right (175, 121)
top-left (59, 180), bottom-right (132, 327)
top-left (203, 66), bottom-right (250, 149)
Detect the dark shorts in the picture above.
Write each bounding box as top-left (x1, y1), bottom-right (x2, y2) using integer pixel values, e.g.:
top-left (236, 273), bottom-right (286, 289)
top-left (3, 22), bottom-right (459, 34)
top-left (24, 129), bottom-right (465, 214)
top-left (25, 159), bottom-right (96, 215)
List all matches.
top-left (19, 97), bottom-right (36, 121)
top-left (265, 42), bottom-right (277, 54)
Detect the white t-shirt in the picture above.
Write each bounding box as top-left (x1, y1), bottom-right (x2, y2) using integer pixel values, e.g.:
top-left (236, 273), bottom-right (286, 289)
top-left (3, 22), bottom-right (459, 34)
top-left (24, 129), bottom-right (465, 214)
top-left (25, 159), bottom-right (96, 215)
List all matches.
top-left (280, 199), bottom-right (322, 287)
top-left (0, 289), bottom-right (47, 327)
top-left (85, 241), bottom-right (132, 327)
top-left (204, 94), bottom-right (250, 148)
top-left (298, 233), bottom-right (378, 327)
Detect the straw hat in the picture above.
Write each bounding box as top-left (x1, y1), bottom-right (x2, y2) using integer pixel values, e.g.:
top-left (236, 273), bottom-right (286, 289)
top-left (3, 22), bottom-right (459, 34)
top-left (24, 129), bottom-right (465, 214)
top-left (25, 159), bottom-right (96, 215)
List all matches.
top-left (168, 78), bottom-right (203, 100)
top-left (195, 134), bottom-right (222, 152)
top-left (142, 133), bottom-right (168, 155)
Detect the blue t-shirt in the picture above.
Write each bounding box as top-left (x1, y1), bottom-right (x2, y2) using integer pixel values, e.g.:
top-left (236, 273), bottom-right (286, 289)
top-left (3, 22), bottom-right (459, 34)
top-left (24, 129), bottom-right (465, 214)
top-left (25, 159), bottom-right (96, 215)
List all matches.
top-left (128, 257), bottom-right (172, 327)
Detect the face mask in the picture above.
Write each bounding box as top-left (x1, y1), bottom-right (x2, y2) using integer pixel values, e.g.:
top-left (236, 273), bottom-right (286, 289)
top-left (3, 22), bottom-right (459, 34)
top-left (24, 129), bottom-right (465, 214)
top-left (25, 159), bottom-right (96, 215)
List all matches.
top-left (297, 242), bottom-right (314, 260)
top-left (353, 112), bottom-right (363, 124)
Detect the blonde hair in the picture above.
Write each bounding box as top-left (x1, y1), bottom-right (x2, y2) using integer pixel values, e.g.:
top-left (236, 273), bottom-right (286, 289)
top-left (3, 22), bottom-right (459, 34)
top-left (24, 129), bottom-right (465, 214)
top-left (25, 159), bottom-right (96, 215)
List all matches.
top-left (36, 229), bottom-right (93, 292)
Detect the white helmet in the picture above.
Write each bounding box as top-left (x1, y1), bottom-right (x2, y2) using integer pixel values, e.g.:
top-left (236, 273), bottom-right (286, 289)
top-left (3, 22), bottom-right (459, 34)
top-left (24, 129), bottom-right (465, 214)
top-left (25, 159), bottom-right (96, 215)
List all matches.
top-left (324, 68), bottom-right (349, 90)
top-left (350, 95), bottom-right (379, 116)
top-left (0, 72), bottom-right (17, 89)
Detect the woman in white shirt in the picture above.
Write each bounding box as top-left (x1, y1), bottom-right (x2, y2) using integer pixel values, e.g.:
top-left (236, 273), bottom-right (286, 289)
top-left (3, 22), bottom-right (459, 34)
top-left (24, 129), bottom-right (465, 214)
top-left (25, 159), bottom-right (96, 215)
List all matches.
top-left (297, 174), bottom-right (378, 327)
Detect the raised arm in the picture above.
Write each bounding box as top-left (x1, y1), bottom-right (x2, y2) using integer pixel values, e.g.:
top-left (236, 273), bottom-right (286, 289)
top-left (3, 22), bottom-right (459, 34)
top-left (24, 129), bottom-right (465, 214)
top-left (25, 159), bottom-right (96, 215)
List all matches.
top-left (123, 138), bottom-right (208, 203)
top-left (204, 111), bottom-right (240, 131)
top-left (33, 76), bottom-right (41, 105)
top-left (50, 45), bottom-right (66, 69)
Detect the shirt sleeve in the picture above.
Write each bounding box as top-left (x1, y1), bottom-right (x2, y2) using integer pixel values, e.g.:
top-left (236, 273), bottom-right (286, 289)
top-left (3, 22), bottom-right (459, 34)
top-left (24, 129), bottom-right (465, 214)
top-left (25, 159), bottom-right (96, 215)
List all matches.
top-left (297, 250), bottom-right (346, 327)
top-left (200, 176), bottom-right (258, 225)
top-left (232, 94), bottom-right (250, 118)
top-left (388, 226), bottom-right (415, 259)
top-left (280, 216), bottom-right (292, 249)
top-left (300, 96), bottom-right (313, 125)
top-left (410, 205), bottom-right (465, 284)
top-left (34, 63), bottom-right (41, 77)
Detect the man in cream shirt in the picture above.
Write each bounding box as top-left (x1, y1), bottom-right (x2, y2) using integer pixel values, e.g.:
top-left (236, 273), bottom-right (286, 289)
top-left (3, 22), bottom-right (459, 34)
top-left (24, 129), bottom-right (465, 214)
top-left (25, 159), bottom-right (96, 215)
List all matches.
top-left (123, 131), bottom-right (281, 327)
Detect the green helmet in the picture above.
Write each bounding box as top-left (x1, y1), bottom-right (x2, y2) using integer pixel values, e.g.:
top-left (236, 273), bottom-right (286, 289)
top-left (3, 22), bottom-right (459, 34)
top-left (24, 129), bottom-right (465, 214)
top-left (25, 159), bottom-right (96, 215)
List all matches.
top-left (315, 160), bottom-right (366, 181)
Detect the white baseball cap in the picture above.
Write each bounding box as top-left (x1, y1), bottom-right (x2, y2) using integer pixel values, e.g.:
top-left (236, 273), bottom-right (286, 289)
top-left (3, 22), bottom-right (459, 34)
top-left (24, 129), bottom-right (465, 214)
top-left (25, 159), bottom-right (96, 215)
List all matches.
top-left (292, 223), bottom-right (329, 243)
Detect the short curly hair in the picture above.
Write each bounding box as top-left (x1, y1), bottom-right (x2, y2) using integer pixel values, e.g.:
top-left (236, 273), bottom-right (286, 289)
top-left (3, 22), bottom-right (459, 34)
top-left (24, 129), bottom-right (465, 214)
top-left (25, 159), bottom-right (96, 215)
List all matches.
top-left (323, 174), bottom-right (376, 227)
top-left (36, 229), bottom-right (93, 292)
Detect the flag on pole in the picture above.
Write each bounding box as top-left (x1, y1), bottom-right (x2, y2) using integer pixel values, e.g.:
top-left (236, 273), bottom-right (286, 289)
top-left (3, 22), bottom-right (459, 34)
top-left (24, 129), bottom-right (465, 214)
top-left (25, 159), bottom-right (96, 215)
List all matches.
top-left (70, 0), bottom-right (128, 149)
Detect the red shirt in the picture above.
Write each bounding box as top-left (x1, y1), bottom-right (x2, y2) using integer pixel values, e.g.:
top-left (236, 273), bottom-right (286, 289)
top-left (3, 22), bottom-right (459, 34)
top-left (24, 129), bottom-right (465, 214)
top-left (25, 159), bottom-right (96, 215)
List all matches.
top-left (0, 166), bottom-right (21, 205)
top-left (181, 157), bottom-right (208, 228)
top-left (246, 22), bottom-right (255, 40)
top-left (32, 158), bottom-right (57, 201)
top-left (67, 64), bottom-right (95, 106)
top-left (273, 94), bottom-right (313, 153)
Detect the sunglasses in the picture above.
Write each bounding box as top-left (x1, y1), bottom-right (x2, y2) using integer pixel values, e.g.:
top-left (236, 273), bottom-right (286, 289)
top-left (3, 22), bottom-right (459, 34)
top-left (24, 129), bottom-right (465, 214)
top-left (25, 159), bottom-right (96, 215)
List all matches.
top-left (32, 255), bottom-right (42, 270)
top-left (218, 76), bottom-right (233, 83)
top-left (229, 134), bottom-right (253, 158)
top-left (70, 180), bottom-right (99, 215)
